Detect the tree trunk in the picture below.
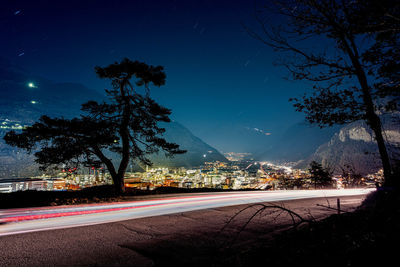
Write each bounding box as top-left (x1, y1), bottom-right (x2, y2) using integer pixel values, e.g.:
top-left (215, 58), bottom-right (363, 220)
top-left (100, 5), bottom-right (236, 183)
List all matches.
top-left (368, 112), bottom-right (394, 186)
top-left (342, 37), bottom-right (393, 186)
top-left (112, 173), bottom-right (125, 195)
top-left (92, 145), bottom-right (125, 192)
top-left (356, 73), bottom-right (393, 186)
top-left (114, 83), bottom-right (130, 195)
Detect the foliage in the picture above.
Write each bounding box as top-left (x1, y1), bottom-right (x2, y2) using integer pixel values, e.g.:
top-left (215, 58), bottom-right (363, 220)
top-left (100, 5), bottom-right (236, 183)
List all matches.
top-left (359, 0), bottom-right (400, 112)
top-left (277, 176), bottom-right (308, 189)
top-left (340, 163), bottom-right (365, 187)
top-left (4, 58), bottom-right (186, 193)
top-left (308, 161), bottom-right (332, 188)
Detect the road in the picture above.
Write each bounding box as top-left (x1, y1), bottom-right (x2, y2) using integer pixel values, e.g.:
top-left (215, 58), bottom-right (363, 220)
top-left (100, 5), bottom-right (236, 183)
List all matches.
top-left (0, 189), bottom-right (373, 266)
top-left (0, 188), bottom-right (373, 237)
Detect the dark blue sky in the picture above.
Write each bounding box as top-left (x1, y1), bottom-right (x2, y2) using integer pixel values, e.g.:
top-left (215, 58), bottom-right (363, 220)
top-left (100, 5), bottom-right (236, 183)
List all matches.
top-left (1, 0), bottom-right (307, 153)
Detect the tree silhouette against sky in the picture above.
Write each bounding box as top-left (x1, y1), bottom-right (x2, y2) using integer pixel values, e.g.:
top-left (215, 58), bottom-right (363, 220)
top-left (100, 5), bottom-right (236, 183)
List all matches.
top-left (248, 0), bottom-right (399, 186)
top-left (4, 58), bottom-right (186, 193)
top-left (309, 161), bottom-right (332, 189)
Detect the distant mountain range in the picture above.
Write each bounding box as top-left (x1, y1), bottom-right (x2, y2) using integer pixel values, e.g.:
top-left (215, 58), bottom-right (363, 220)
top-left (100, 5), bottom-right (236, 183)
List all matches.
top-left (258, 114), bottom-right (400, 175)
top-left (257, 123), bottom-right (340, 163)
top-left (0, 58), bottom-right (226, 178)
top-left (296, 114), bottom-right (400, 175)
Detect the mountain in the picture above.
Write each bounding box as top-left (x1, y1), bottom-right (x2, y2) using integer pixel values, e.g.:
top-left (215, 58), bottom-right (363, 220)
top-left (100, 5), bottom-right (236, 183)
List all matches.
top-left (296, 114), bottom-right (400, 174)
top-left (0, 58), bottom-right (226, 178)
top-left (148, 121), bottom-right (227, 167)
top-left (257, 122), bottom-right (339, 163)
top-left (0, 58), bottom-right (101, 123)
top-left (191, 122), bottom-right (280, 155)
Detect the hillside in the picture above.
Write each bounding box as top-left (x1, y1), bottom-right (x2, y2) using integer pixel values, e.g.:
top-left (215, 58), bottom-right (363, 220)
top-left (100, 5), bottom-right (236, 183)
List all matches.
top-left (296, 114), bottom-right (400, 174)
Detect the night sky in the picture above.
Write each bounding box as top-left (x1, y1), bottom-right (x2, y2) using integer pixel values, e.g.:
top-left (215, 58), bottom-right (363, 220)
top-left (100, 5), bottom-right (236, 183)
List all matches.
top-left (1, 0), bottom-right (307, 153)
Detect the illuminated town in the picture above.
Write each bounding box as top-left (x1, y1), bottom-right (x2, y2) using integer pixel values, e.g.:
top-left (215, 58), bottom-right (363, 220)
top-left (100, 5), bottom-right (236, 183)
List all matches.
top-left (0, 155), bottom-right (382, 193)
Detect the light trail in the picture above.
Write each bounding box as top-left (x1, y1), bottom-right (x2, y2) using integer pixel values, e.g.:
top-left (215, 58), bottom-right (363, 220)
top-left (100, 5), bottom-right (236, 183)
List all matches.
top-left (0, 188), bottom-right (374, 236)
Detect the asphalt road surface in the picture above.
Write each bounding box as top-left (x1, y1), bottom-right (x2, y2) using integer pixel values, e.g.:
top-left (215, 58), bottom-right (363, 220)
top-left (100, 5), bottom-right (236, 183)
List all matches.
top-left (0, 189), bottom-right (373, 266)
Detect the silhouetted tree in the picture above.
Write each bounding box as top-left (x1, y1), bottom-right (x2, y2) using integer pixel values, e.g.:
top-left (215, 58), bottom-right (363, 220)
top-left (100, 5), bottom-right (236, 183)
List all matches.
top-left (309, 161), bottom-right (332, 188)
top-left (340, 163), bottom-right (364, 187)
top-left (4, 58), bottom-right (186, 194)
top-left (248, 0), bottom-right (399, 186)
top-left (278, 175), bottom-right (307, 189)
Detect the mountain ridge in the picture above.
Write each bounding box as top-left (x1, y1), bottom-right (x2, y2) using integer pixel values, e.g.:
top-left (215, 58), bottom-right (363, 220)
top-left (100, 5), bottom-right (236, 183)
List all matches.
top-left (295, 114), bottom-right (400, 174)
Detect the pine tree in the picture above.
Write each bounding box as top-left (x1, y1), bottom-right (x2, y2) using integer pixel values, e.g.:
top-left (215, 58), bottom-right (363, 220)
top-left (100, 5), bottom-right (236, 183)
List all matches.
top-left (4, 58), bottom-right (186, 193)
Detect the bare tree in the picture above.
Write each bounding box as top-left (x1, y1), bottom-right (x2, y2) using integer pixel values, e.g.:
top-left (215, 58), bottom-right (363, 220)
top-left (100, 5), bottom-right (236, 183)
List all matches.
top-left (247, 0), bottom-right (399, 186)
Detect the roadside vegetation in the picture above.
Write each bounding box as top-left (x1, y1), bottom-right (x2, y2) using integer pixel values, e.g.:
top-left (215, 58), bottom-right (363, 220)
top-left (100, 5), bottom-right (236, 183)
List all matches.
top-left (240, 187), bottom-right (400, 266)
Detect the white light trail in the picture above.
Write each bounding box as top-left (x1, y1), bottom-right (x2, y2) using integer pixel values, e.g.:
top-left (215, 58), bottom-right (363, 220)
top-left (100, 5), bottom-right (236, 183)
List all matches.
top-left (0, 188), bottom-right (374, 236)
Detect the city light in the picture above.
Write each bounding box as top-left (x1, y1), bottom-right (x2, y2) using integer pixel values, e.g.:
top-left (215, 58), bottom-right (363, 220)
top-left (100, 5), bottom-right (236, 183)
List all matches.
top-left (0, 158), bottom-right (382, 194)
